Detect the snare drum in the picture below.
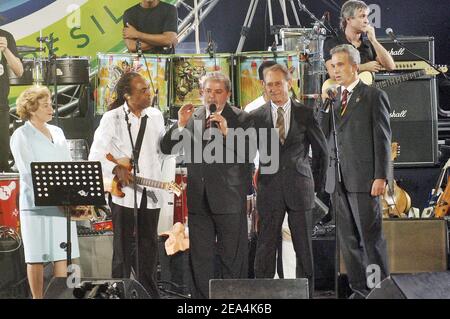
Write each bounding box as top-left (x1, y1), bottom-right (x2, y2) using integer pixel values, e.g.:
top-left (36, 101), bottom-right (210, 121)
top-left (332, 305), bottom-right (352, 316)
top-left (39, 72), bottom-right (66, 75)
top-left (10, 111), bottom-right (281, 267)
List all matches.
top-left (43, 56), bottom-right (90, 85)
top-left (0, 173), bottom-right (20, 233)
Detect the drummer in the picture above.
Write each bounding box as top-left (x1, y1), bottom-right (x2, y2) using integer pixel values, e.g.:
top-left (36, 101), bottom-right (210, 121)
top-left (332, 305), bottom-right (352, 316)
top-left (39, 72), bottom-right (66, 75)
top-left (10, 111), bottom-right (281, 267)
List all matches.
top-left (0, 27), bottom-right (23, 172)
top-left (10, 86), bottom-right (79, 299)
top-left (122, 0), bottom-right (178, 54)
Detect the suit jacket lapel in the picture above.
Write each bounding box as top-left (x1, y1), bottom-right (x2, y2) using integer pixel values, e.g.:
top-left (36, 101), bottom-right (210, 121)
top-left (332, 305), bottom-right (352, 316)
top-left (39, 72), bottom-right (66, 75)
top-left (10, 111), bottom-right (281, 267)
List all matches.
top-left (284, 99), bottom-right (298, 146)
top-left (337, 80), bottom-right (364, 129)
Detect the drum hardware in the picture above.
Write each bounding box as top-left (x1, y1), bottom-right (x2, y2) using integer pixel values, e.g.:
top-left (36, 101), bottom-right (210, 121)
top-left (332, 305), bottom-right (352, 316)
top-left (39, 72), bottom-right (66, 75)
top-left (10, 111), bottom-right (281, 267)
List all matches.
top-left (17, 46), bottom-right (46, 54)
top-left (0, 226), bottom-right (22, 253)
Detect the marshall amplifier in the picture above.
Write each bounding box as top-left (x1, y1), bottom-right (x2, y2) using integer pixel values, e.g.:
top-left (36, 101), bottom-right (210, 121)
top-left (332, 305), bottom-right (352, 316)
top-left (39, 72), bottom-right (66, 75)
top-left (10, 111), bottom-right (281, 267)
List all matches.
top-left (375, 74), bottom-right (438, 166)
top-left (378, 36), bottom-right (435, 64)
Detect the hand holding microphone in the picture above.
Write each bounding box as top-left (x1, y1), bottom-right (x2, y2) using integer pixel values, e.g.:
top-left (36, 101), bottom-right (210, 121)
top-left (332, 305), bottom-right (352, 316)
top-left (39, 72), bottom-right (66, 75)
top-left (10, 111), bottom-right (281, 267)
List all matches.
top-left (208, 103), bottom-right (228, 136)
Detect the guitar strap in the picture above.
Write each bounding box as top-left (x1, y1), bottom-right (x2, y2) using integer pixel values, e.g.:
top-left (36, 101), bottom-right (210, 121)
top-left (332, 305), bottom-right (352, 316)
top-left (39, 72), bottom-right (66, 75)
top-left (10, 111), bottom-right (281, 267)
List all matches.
top-left (134, 114), bottom-right (148, 173)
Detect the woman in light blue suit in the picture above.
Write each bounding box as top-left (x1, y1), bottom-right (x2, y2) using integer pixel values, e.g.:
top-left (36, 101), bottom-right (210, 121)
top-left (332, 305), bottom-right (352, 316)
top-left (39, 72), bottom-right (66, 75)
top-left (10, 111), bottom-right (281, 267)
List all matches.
top-left (10, 86), bottom-right (79, 299)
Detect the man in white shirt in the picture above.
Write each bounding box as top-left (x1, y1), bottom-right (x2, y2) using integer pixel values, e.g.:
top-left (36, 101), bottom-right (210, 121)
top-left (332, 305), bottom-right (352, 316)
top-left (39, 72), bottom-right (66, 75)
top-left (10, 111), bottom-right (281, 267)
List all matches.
top-left (89, 72), bottom-right (166, 299)
top-left (244, 60), bottom-right (277, 113)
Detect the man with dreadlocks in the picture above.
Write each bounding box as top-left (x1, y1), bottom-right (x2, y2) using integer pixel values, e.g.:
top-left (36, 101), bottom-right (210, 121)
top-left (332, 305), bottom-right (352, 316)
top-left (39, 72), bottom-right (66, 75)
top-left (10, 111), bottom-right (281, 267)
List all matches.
top-left (89, 72), bottom-right (166, 299)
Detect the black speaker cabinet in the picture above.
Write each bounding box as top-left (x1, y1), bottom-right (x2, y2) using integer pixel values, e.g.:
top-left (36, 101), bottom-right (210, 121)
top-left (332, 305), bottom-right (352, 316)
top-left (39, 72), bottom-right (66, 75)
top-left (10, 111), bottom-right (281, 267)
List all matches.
top-left (367, 272), bottom-right (450, 299)
top-left (341, 218), bottom-right (448, 274)
top-left (209, 278), bottom-right (309, 299)
top-left (378, 37), bottom-right (435, 63)
top-left (375, 75), bottom-right (438, 166)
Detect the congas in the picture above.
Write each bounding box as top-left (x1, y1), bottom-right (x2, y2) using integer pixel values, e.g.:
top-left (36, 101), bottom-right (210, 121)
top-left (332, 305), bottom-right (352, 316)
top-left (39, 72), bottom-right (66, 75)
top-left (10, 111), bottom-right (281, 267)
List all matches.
top-left (67, 139), bottom-right (89, 161)
top-left (96, 53), bottom-right (169, 114)
top-left (235, 51), bottom-right (301, 108)
top-left (170, 54), bottom-right (233, 109)
top-left (0, 173), bottom-right (20, 233)
top-left (8, 59), bottom-right (34, 86)
top-left (173, 167), bottom-right (188, 225)
top-left (41, 56), bottom-right (90, 85)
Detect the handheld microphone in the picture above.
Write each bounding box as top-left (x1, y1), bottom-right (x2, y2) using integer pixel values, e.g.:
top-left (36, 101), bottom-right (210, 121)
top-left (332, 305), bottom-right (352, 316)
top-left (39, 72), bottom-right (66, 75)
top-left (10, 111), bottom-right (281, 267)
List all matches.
top-left (209, 103), bottom-right (218, 128)
top-left (385, 28), bottom-right (398, 43)
top-left (322, 88), bottom-right (337, 112)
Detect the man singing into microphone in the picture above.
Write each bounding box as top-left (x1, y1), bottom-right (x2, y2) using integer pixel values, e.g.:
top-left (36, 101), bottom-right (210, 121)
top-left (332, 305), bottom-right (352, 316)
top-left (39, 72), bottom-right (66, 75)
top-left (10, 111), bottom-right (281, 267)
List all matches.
top-left (323, 0), bottom-right (395, 81)
top-left (161, 72), bottom-right (252, 298)
top-left (123, 0), bottom-right (178, 54)
top-left (0, 26), bottom-right (23, 172)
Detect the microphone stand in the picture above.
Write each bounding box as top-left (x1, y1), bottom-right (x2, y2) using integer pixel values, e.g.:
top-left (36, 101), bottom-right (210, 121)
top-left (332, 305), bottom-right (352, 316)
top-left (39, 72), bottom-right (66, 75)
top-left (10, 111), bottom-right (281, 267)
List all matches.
top-left (41, 35), bottom-right (60, 127)
top-left (138, 40), bottom-right (162, 112)
top-left (326, 94), bottom-right (343, 298)
top-left (390, 35), bottom-right (448, 80)
top-left (123, 107), bottom-right (141, 283)
top-left (297, 0), bottom-right (335, 36)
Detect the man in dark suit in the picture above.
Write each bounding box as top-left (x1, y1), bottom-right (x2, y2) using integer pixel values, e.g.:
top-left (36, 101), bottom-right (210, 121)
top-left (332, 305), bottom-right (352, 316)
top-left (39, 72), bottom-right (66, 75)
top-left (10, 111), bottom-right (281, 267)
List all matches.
top-left (250, 64), bottom-right (328, 297)
top-left (160, 72), bottom-right (252, 299)
top-left (322, 44), bottom-right (391, 298)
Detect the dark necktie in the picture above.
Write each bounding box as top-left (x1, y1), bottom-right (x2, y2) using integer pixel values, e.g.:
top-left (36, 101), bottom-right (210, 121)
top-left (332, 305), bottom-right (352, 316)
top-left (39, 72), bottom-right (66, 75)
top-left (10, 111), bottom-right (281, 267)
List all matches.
top-left (340, 89), bottom-right (349, 116)
top-left (276, 107), bottom-right (286, 145)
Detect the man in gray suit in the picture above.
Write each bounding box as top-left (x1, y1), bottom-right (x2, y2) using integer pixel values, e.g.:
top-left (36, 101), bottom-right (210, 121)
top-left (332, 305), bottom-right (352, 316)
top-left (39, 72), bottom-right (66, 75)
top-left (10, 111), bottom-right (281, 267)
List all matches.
top-left (160, 72), bottom-right (252, 299)
top-left (322, 44), bottom-right (391, 298)
top-left (250, 64), bottom-right (328, 297)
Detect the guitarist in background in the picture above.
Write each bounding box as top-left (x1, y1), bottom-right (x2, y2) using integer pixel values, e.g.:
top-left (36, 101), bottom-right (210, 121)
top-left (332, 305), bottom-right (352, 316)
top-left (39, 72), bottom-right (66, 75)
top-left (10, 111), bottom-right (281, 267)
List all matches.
top-left (89, 72), bottom-right (166, 299)
top-left (323, 0), bottom-right (395, 81)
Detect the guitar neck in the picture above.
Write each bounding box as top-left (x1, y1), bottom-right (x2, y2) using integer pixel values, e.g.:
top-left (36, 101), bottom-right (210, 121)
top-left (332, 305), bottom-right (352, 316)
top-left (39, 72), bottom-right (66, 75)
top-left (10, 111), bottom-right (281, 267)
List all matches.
top-left (374, 70), bottom-right (426, 89)
top-left (135, 176), bottom-right (166, 190)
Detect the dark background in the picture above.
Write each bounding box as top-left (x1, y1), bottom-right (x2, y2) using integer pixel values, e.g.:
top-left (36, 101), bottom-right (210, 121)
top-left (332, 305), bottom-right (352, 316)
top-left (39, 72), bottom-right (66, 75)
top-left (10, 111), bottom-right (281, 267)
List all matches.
top-left (184, 0), bottom-right (450, 64)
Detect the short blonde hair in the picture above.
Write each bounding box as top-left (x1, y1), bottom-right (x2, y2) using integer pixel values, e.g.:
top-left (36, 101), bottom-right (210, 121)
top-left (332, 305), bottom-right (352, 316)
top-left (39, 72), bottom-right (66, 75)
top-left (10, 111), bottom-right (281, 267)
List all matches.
top-left (16, 86), bottom-right (52, 120)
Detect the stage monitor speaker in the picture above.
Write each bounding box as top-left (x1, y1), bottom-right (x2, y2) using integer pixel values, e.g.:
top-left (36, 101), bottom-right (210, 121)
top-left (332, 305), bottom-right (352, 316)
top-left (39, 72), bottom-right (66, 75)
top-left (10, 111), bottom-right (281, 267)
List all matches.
top-left (341, 219), bottom-right (448, 274)
top-left (44, 277), bottom-right (150, 299)
top-left (209, 278), bottom-right (309, 299)
top-left (374, 75), bottom-right (438, 166)
top-left (78, 234), bottom-right (113, 278)
top-left (367, 272), bottom-right (450, 299)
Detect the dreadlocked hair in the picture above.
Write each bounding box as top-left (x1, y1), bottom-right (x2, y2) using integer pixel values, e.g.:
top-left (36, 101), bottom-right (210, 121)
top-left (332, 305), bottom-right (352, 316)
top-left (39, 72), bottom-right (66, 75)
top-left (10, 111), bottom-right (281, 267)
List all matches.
top-left (108, 72), bottom-right (141, 111)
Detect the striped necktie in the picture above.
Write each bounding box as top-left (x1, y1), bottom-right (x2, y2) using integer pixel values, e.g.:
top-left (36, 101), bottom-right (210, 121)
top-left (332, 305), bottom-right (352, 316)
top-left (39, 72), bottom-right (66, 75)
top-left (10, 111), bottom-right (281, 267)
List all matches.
top-left (340, 89), bottom-right (349, 116)
top-left (276, 107), bottom-right (286, 145)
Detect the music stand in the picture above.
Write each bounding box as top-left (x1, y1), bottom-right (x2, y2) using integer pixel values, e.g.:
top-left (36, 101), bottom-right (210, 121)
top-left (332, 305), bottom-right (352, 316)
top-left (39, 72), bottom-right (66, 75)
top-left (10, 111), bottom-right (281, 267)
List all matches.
top-left (30, 161), bottom-right (106, 271)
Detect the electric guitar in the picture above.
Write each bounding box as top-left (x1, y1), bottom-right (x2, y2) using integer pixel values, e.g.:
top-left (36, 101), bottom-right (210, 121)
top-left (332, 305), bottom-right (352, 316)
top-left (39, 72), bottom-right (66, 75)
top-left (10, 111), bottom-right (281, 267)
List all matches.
top-left (322, 65), bottom-right (447, 94)
top-left (106, 153), bottom-right (183, 198)
top-left (422, 158), bottom-right (450, 218)
top-left (381, 142), bottom-right (411, 218)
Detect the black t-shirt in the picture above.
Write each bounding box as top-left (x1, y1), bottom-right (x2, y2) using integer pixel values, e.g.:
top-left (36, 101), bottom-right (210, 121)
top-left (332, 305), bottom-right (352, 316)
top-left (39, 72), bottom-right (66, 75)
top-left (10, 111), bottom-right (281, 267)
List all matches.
top-left (0, 29), bottom-right (19, 106)
top-left (123, 2), bottom-right (178, 54)
top-left (323, 29), bottom-right (377, 64)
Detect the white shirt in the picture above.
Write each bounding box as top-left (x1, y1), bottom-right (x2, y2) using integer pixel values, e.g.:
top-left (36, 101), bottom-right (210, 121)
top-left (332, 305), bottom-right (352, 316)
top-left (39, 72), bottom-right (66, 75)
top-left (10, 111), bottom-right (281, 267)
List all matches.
top-left (88, 103), bottom-right (166, 209)
top-left (340, 78), bottom-right (360, 102)
top-left (245, 96), bottom-right (266, 113)
top-left (271, 99), bottom-right (292, 136)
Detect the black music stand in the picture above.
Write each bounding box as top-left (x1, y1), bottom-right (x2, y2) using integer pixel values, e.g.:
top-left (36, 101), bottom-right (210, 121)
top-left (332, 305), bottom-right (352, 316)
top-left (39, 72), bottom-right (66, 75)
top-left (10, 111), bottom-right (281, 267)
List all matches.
top-left (30, 161), bottom-right (106, 272)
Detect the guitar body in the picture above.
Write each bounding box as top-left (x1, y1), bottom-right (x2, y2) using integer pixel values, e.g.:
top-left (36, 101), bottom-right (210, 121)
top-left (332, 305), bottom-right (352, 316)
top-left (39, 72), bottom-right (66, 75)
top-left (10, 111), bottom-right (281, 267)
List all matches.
top-left (434, 184), bottom-right (450, 217)
top-left (110, 176), bottom-right (126, 198)
top-left (382, 181), bottom-right (411, 218)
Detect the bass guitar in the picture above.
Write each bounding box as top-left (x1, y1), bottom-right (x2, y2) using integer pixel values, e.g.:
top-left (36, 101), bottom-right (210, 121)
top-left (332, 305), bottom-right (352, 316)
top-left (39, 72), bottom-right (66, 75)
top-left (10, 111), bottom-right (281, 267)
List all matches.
top-left (381, 142), bottom-right (411, 218)
top-left (106, 153), bottom-right (183, 198)
top-left (322, 65), bottom-right (447, 94)
top-left (422, 158), bottom-right (450, 218)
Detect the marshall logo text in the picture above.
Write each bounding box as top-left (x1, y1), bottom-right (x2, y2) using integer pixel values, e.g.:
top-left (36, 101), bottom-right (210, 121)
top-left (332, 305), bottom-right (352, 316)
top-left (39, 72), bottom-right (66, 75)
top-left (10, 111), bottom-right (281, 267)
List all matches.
top-left (390, 110), bottom-right (408, 118)
top-left (388, 48), bottom-right (406, 56)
